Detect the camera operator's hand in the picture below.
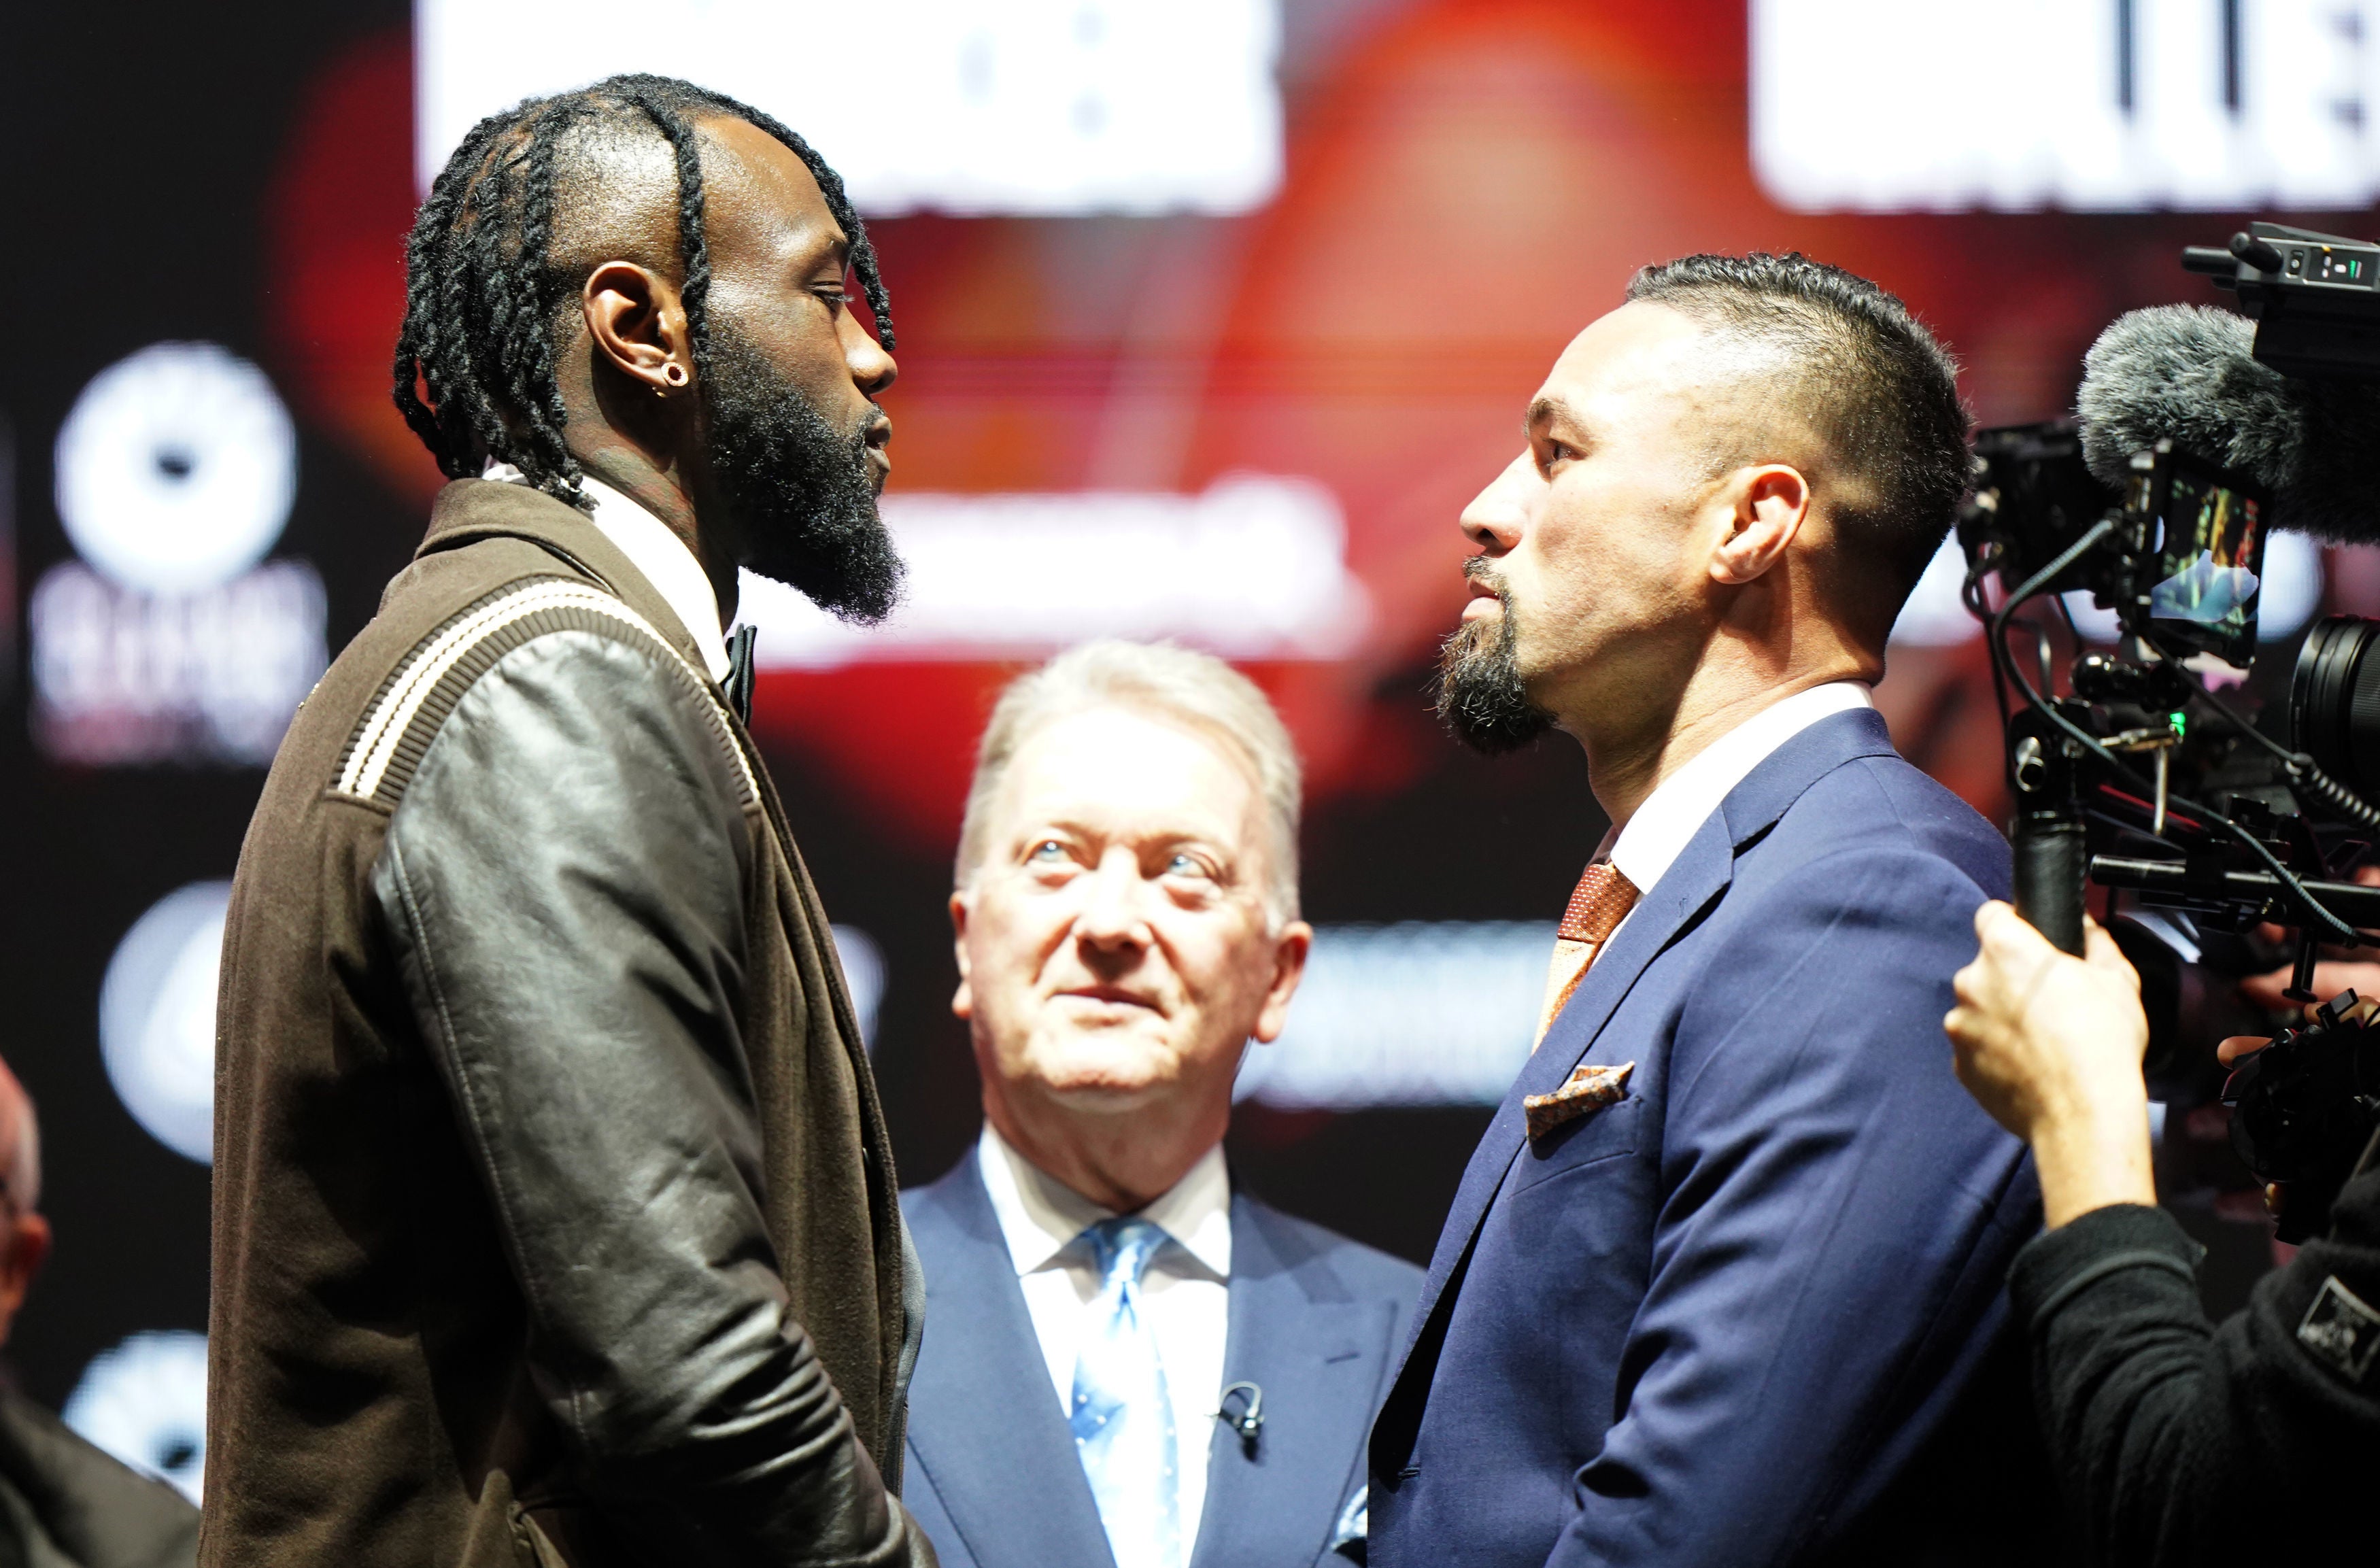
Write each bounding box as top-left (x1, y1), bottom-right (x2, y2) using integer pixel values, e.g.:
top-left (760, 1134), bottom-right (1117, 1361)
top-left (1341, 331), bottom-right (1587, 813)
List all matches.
top-left (2239, 956), bottom-right (2380, 1012)
top-left (2240, 864), bottom-right (2380, 1011)
top-left (1945, 902), bottom-right (2158, 1227)
top-left (2213, 994), bottom-right (2380, 1221)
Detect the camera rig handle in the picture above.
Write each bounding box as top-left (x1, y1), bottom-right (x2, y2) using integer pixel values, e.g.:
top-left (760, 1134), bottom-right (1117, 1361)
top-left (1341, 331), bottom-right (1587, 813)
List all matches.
top-left (2009, 707), bottom-right (2088, 955)
top-left (2088, 857), bottom-right (2380, 930)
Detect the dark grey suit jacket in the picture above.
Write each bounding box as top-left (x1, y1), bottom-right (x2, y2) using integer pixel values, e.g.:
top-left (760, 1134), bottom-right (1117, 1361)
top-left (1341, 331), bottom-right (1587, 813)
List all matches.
top-left (901, 1153), bottom-right (1422, 1568)
top-left (0, 1388), bottom-right (197, 1568)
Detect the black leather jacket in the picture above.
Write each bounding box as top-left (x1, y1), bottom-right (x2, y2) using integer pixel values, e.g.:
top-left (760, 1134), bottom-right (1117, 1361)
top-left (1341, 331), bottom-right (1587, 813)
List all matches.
top-left (207, 480), bottom-right (928, 1568)
top-left (364, 601), bottom-right (931, 1567)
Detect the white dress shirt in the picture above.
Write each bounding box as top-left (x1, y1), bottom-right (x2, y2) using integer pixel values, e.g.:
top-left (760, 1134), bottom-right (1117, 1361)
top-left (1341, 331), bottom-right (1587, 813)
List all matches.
top-left (484, 462), bottom-right (732, 683)
top-left (976, 1124), bottom-right (1232, 1552)
top-left (1608, 681), bottom-right (1875, 907)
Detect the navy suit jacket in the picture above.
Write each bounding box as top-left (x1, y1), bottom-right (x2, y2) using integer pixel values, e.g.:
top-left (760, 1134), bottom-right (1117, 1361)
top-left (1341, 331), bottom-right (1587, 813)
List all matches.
top-left (1370, 709), bottom-right (2045, 1568)
top-left (902, 1153), bottom-right (1423, 1568)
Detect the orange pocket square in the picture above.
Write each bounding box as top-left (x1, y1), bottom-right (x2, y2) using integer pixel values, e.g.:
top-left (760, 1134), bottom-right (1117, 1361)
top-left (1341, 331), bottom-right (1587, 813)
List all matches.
top-left (1523, 1061), bottom-right (1635, 1142)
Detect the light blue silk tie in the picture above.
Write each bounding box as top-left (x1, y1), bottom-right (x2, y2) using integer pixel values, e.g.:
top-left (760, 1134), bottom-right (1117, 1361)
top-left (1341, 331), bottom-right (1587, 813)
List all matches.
top-left (1070, 1216), bottom-right (1181, 1568)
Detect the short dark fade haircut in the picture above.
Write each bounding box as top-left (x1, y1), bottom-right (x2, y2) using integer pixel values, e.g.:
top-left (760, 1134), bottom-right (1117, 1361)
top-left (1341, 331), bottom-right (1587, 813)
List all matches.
top-left (1626, 252), bottom-right (1969, 601)
top-left (393, 73), bottom-right (894, 510)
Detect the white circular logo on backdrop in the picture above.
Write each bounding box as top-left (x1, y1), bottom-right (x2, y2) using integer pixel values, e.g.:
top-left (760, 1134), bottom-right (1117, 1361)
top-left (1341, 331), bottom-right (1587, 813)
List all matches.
top-left (54, 343), bottom-right (296, 596)
top-left (99, 882), bottom-right (230, 1165)
top-left (63, 1330), bottom-right (207, 1503)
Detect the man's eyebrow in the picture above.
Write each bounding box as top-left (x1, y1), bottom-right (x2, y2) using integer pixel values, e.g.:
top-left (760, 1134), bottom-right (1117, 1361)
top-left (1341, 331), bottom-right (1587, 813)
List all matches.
top-left (804, 233), bottom-right (851, 277)
top-left (1526, 394), bottom-right (1578, 435)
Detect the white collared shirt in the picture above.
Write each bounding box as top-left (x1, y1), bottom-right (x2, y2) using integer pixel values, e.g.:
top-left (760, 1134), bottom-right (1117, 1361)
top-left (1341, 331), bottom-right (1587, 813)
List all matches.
top-left (976, 1123), bottom-right (1232, 1550)
top-left (1608, 681), bottom-right (1875, 899)
top-left (483, 463), bottom-right (732, 683)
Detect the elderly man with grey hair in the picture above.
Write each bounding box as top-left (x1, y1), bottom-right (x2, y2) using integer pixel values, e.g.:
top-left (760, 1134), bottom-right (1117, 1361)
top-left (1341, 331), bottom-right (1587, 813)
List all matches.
top-left (898, 641), bottom-right (1421, 1568)
top-left (0, 1059), bottom-right (198, 1568)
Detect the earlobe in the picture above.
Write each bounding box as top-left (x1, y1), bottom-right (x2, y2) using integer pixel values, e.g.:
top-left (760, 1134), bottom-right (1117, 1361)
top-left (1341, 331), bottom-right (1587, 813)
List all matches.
top-left (582, 260), bottom-right (687, 398)
top-left (949, 892), bottom-right (974, 1020)
top-left (1251, 921), bottom-right (1314, 1044)
top-left (1711, 464), bottom-right (1810, 585)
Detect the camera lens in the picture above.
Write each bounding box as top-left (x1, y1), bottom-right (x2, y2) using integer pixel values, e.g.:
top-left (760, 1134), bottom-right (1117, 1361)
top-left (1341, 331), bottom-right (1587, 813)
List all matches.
top-left (2290, 615), bottom-right (2380, 794)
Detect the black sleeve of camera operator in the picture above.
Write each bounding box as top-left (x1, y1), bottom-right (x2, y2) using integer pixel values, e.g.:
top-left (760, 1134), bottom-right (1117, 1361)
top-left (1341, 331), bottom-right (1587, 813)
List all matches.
top-left (2007, 1168), bottom-right (2380, 1568)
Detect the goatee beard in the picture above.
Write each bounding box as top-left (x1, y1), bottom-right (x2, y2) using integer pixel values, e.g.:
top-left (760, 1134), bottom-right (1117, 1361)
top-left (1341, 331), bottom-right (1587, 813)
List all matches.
top-left (702, 322), bottom-right (905, 624)
top-left (1434, 593), bottom-right (1554, 754)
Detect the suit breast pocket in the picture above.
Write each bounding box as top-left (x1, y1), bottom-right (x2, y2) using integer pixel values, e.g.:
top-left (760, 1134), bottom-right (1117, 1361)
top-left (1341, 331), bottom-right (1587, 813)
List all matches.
top-left (1506, 1093), bottom-right (1644, 1197)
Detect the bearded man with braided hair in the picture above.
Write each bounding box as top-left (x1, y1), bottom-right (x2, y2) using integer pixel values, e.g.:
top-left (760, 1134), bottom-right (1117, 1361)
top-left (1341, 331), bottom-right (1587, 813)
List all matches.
top-left (207, 75), bottom-right (934, 1568)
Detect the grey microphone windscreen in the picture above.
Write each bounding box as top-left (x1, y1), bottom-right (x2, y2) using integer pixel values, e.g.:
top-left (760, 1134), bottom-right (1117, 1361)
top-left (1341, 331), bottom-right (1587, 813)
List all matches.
top-left (2075, 304), bottom-right (2380, 544)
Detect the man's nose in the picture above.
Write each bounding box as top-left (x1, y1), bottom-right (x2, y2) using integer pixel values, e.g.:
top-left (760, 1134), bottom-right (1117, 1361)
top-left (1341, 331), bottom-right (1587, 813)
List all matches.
top-left (1074, 853), bottom-right (1151, 953)
top-left (1460, 449), bottom-right (1535, 553)
top-left (843, 307), bottom-right (897, 397)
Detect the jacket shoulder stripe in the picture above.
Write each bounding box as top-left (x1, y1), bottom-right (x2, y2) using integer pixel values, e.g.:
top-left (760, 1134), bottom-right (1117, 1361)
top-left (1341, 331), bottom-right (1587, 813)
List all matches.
top-left (333, 578), bottom-right (758, 808)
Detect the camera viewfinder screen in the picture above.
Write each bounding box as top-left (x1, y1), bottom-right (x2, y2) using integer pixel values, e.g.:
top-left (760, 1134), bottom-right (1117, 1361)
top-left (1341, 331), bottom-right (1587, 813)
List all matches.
top-left (2149, 460), bottom-right (2266, 665)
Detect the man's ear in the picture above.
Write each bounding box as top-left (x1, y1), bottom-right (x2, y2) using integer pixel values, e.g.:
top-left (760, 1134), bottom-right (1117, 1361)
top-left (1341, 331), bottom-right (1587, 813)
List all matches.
top-left (1710, 464), bottom-right (1811, 586)
top-left (1249, 921), bottom-right (1314, 1044)
top-left (582, 260), bottom-right (693, 395)
top-left (949, 889), bottom-right (975, 1021)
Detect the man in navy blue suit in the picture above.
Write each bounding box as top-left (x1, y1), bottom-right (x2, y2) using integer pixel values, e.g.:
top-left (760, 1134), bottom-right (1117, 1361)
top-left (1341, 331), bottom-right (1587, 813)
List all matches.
top-left (1370, 254), bottom-right (2051, 1567)
top-left (902, 641), bottom-right (1423, 1568)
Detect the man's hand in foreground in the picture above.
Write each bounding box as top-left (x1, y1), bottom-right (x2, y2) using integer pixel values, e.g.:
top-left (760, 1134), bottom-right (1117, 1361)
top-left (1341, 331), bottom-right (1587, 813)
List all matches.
top-left (1945, 902), bottom-right (2158, 1228)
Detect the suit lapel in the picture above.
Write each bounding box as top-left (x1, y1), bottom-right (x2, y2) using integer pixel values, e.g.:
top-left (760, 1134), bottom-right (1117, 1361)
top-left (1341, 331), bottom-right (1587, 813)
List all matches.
top-left (1189, 1199), bottom-right (1395, 1568)
top-left (1395, 819), bottom-right (1733, 1355)
top-left (1387, 709), bottom-right (1902, 1386)
top-left (904, 1163), bottom-right (1117, 1568)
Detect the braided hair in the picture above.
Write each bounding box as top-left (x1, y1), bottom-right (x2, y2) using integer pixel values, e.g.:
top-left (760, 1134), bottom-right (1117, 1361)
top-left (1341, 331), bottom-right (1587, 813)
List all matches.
top-left (392, 73), bottom-right (895, 508)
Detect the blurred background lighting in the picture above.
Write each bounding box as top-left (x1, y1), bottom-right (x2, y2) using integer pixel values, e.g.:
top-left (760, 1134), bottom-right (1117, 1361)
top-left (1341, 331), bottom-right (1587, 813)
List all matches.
top-left (54, 344), bottom-right (296, 598)
top-left (1234, 923), bottom-right (1554, 1110)
top-left (832, 926), bottom-right (886, 1051)
top-left (2257, 530), bottom-right (2328, 639)
top-left (1755, 0), bottom-right (2380, 211)
top-left (1890, 536), bottom-right (1982, 648)
top-left (741, 476), bottom-right (1370, 668)
top-left (62, 1331), bottom-right (208, 1503)
top-left (34, 342), bottom-right (322, 765)
top-left (415, 0), bottom-right (1284, 216)
top-left (98, 883), bottom-right (231, 1168)
top-left (30, 561), bottom-right (327, 766)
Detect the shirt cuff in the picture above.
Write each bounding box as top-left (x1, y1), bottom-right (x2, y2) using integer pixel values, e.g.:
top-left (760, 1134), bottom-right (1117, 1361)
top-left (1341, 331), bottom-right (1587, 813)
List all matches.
top-left (2009, 1203), bottom-right (2205, 1327)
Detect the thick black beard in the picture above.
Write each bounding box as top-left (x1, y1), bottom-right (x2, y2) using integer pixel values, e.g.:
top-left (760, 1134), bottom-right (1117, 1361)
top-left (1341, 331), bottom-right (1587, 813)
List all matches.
top-left (702, 322), bottom-right (904, 624)
top-left (1434, 593), bottom-right (1554, 754)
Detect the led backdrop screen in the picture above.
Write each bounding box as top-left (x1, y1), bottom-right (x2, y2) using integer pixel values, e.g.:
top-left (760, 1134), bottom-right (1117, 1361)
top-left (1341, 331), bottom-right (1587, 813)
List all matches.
top-left (7, 0), bottom-right (2376, 1499)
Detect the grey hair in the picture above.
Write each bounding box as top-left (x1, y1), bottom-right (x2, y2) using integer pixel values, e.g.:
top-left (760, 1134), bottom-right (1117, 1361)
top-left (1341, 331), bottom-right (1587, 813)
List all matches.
top-left (955, 640), bottom-right (1303, 923)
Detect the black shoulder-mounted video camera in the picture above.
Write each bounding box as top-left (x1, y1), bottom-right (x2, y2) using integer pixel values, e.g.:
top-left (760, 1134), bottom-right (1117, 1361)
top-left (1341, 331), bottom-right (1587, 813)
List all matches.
top-left (2221, 989), bottom-right (2380, 1242)
top-left (1960, 223), bottom-right (2380, 1233)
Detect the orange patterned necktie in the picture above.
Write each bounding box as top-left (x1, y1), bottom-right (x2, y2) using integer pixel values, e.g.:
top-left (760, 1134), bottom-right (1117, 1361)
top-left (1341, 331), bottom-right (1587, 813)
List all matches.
top-left (1533, 859), bottom-right (1641, 1048)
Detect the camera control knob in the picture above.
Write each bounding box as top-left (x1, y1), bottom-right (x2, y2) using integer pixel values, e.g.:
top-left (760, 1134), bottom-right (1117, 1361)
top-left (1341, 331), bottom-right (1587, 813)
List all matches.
top-left (2013, 734), bottom-right (2047, 793)
top-left (2230, 231), bottom-right (2286, 273)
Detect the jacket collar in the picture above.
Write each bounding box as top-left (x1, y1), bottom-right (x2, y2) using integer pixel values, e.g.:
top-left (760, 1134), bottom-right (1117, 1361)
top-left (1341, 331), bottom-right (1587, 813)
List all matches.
top-left (902, 1161), bottom-right (1116, 1568)
top-left (1390, 709), bottom-right (1901, 1384)
top-left (907, 1161), bottom-right (1394, 1568)
top-left (413, 478), bottom-right (717, 683)
top-left (1189, 1197), bottom-right (1396, 1568)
